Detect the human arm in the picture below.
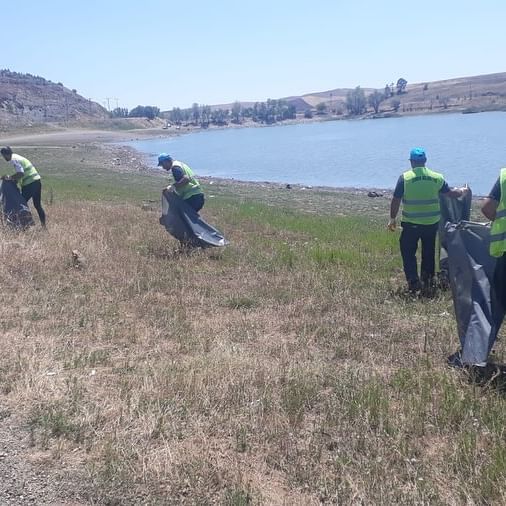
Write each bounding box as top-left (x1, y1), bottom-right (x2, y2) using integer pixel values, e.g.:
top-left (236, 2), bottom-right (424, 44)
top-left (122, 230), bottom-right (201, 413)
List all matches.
top-left (482, 198), bottom-right (498, 221)
top-left (388, 197), bottom-right (401, 230)
top-left (440, 180), bottom-right (469, 198)
top-left (173, 175), bottom-right (190, 188)
top-left (170, 165), bottom-right (190, 188)
top-left (387, 176), bottom-right (404, 230)
top-left (481, 178), bottom-right (500, 221)
top-left (10, 159), bottom-right (24, 182)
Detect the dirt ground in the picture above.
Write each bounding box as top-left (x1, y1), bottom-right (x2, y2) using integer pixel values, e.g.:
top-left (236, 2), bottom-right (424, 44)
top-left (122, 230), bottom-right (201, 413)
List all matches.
top-left (0, 406), bottom-right (89, 505)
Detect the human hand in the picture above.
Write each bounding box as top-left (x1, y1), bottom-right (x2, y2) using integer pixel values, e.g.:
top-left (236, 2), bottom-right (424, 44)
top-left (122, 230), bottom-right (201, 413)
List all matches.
top-left (387, 218), bottom-right (396, 231)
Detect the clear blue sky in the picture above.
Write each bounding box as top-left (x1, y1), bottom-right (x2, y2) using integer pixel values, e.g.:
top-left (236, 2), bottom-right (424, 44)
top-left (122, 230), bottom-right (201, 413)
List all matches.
top-left (2, 0), bottom-right (505, 111)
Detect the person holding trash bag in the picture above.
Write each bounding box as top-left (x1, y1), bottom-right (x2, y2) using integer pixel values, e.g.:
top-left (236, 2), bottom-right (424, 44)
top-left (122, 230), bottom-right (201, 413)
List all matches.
top-left (482, 170), bottom-right (506, 330)
top-left (1, 146), bottom-right (46, 226)
top-left (388, 147), bottom-right (468, 293)
top-left (157, 153), bottom-right (204, 213)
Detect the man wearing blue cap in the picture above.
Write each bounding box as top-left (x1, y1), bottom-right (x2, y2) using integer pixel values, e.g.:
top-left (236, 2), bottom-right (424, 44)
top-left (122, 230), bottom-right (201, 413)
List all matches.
top-left (388, 148), bottom-right (467, 293)
top-left (157, 154), bottom-right (204, 212)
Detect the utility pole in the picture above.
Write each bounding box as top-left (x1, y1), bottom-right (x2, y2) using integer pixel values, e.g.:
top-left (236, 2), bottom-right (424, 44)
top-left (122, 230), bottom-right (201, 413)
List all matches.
top-left (105, 97), bottom-right (119, 111)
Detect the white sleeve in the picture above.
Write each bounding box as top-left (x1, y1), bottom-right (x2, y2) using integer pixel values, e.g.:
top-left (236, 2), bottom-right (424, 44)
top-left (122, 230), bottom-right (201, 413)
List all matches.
top-left (11, 159), bottom-right (24, 174)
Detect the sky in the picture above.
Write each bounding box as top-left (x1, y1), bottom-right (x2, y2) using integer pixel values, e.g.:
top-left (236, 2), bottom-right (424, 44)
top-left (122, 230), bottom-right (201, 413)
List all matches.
top-left (2, 0), bottom-right (505, 111)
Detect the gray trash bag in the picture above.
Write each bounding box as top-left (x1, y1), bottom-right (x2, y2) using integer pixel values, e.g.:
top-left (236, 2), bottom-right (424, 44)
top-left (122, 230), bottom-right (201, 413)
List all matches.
top-left (159, 190), bottom-right (228, 248)
top-left (444, 220), bottom-right (502, 365)
top-left (439, 188), bottom-right (472, 281)
top-left (0, 179), bottom-right (34, 229)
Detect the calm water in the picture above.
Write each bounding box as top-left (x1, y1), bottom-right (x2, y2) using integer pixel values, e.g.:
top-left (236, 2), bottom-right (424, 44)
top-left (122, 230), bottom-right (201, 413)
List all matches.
top-left (126, 112), bottom-right (506, 195)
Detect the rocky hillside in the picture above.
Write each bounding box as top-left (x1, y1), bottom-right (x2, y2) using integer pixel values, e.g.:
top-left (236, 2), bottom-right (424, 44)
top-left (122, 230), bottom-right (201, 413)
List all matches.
top-left (0, 69), bottom-right (109, 130)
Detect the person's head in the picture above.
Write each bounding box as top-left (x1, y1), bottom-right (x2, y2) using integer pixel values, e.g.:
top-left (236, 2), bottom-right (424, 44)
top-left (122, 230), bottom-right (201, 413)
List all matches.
top-left (157, 153), bottom-right (173, 171)
top-left (409, 147), bottom-right (426, 168)
top-left (1, 146), bottom-right (13, 162)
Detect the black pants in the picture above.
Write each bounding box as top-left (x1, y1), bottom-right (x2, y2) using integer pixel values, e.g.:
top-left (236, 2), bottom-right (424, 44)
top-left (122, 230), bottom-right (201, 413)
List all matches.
top-left (22, 180), bottom-right (46, 225)
top-left (399, 221), bottom-right (439, 285)
top-left (492, 253), bottom-right (506, 332)
top-left (185, 193), bottom-right (204, 213)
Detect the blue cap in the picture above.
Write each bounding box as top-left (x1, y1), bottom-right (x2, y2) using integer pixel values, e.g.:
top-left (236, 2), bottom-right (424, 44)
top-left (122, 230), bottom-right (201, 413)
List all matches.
top-left (157, 153), bottom-right (173, 166)
top-left (409, 147), bottom-right (426, 161)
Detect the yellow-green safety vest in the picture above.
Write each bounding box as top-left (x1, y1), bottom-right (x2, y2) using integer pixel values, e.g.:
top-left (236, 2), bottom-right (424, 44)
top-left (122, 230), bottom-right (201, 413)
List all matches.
top-left (490, 168), bottom-right (506, 257)
top-left (172, 160), bottom-right (202, 200)
top-left (402, 166), bottom-right (444, 225)
top-left (12, 154), bottom-right (41, 187)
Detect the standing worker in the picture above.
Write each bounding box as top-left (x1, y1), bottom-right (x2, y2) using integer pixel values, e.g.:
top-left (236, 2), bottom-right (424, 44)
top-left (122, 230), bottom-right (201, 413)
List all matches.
top-left (388, 147), bottom-right (467, 293)
top-left (482, 169), bottom-right (506, 331)
top-left (157, 153), bottom-right (204, 213)
top-left (1, 146), bottom-right (46, 226)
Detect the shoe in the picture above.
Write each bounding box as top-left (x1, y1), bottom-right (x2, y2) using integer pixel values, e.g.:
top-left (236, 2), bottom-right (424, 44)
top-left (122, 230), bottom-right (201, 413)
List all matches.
top-left (447, 350), bottom-right (464, 368)
top-left (408, 280), bottom-right (421, 293)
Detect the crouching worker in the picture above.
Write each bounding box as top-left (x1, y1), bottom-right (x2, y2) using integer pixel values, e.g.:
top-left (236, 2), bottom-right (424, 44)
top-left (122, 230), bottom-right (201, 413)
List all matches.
top-left (157, 153), bottom-right (204, 213)
top-left (1, 146), bottom-right (46, 226)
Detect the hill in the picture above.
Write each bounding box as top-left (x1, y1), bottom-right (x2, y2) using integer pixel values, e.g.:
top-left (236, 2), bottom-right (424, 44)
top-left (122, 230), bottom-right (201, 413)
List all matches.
top-left (212, 71), bottom-right (506, 116)
top-left (0, 69), bottom-right (109, 130)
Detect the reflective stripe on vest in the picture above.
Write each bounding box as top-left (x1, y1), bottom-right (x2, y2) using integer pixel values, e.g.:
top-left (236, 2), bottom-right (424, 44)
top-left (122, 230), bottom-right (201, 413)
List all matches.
top-left (12, 154), bottom-right (41, 187)
top-left (401, 166), bottom-right (444, 225)
top-left (490, 168), bottom-right (506, 257)
top-left (172, 161), bottom-right (202, 200)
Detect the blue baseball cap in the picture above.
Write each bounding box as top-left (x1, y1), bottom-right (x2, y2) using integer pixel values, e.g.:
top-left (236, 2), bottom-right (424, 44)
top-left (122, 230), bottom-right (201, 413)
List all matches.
top-left (409, 147), bottom-right (426, 161)
top-left (157, 153), bottom-right (173, 166)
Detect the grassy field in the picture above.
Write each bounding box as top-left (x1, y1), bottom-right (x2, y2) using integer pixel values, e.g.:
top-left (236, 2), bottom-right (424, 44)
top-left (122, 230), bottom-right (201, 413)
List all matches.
top-left (0, 143), bottom-right (505, 505)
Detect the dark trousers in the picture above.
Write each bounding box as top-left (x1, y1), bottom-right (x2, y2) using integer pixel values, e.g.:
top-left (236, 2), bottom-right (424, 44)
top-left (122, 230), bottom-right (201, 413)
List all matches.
top-left (185, 193), bottom-right (204, 213)
top-left (22, 180), bottom-right (46, 225)
top-left (399, 221), bottom-right (439, 285)
top-left (492, 253), bottom-right (506, 333)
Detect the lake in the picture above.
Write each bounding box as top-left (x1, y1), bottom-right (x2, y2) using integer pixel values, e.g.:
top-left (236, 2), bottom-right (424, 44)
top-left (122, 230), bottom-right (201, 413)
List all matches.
top-left (126, 111), bottom-right (506, 195)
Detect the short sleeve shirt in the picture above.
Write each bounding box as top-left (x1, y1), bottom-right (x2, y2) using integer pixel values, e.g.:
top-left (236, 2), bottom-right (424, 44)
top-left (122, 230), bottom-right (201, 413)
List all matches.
top-left (393, 175), bottom-right (450, 198)
top-left (171, 166), bottom-right (184, 182)
top-left (10, 158), bottom-right (24, 174)
top-left (489, 178), bottom-right (501, 202)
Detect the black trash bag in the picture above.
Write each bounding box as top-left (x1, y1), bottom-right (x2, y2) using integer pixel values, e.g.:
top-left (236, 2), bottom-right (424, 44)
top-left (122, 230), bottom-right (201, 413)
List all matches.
top-left (0, 179), bottom-right (34, 229)
top-left (439, 188), bottom-right (472, 284)
top-left (159, 190), bottom-right (228, 248)
top-left (444, 220), bottom-right (500, 365)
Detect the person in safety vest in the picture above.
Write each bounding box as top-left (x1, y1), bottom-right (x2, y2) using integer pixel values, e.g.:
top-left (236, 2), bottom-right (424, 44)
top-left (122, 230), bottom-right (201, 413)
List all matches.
top-left (388, 147), bottom-right (468, 293)
top-left (157, 153), bottom-right (204, 213)
top-left (1, 146), bottom-right (46, 226)
top-left (482, 170), bottom-right (506, 322)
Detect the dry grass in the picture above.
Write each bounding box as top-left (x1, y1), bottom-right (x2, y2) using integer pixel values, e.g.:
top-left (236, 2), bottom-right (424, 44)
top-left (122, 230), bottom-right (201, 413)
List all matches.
top-left (0, 186), bottom-right (505, 505)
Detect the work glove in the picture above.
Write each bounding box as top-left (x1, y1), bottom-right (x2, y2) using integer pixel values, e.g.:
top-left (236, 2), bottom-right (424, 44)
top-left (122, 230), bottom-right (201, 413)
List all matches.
top-left (387, 218), bottom-right (396, 231)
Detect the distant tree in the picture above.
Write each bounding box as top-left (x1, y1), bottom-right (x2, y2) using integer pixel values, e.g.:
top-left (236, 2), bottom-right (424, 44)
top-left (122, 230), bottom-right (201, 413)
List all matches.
top-left (391, 98), bottom-right (401, 112)
top-left (168, 107), bottom-right (184, 125)
top-left (384, 84), bottom-right (393, 98)
top-left (368, 90), bottom-right (385, 114)
top-left (282, 104), bottom-right (296, 120)
top-left (111, 107), bottom-right (129, 118)
top-left (439, 96), bottom-right (449, 109)
top-left (304, 109), bottom-right (313, 119)
top-left (316, 102), bottom-right (327, 115)
top-left (129, 105), bottom-right (160, 119)
top-left (346, 86), bottom-right (367, 115)
top-left (211, 108), bottom-right (229, 125)
top-left (190, 103), bottom-right (201, 124)
top-left (201, 105), bottom-right (211, 126)
top-left (396, 78), bottom-right (408, 94)
top-left (231, 101), bottom-right (242, 123)
top-left (423, 83), bottom-right (429, 91)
